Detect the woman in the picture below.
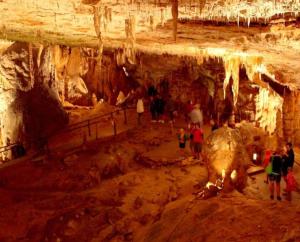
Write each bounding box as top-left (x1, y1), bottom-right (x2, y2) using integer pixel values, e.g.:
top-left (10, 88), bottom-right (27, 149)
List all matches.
top-left (136, 97), bottom-right (144, 125)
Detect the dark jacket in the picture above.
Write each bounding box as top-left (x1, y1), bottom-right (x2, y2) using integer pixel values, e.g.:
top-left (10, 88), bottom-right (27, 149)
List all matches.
top-left (271, 154), bottom-right (282, 175)
top-left (287, 149), bottom-right (295, 168)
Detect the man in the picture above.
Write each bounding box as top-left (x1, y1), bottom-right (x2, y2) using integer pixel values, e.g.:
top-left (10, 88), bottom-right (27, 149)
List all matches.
top-left (189, 104), bottom-right (203, 127)
top-left (286, 142), bottom-right (295, 169)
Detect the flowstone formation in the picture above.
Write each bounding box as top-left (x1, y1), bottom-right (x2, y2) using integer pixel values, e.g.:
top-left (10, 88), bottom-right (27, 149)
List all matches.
top-left (0, 42), bottom-right (68, 153)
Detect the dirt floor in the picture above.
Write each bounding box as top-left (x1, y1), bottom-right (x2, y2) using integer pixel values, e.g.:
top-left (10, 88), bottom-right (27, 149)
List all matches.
top-left (0, 109), bottom-right (300, 242)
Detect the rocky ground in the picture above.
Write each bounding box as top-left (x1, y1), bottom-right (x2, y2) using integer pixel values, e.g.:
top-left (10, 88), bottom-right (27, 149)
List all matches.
top-left (0, 111), bottom-right (299, 242)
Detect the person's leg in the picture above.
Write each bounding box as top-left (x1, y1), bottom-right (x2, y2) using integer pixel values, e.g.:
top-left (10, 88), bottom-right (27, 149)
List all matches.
top-left (276, 183), bottom-right (281, 200)
top-left (276, 177), bottom-right (281, 200)
top-left (195, 143), bottom-right (200, 160)
top-left (199, 144), bottom-right (203, 161)
top-left (269, 179), bottom-right (274, 199)
top-left (190, 141), bottom-right (194, 157)
top-left (283, 176), bottom-right (287, 192)
top-left (179, 144), bottom-right (185, 158)
top-left (138, 113), bottom-right (142, 125)
top-left (151, 110), bottom-right (155, 121)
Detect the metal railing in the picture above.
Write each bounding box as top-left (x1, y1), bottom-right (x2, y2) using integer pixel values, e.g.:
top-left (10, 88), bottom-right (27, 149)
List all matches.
top-left (0, 105), bottom-right (135, 162)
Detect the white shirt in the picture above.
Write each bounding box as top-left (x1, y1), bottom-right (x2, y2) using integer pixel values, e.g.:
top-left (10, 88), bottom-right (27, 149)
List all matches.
top-left (137, 99), bottom-right (144, 113)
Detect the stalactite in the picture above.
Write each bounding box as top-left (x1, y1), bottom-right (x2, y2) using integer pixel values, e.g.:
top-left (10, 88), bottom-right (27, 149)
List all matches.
top-left (27, 43), bottom-right (34, 91)
top-left (172, 0), bottom-right (178, 42)
top-left (124, 15), bottom-right (136, 65)
top-left (93, 5), bottom-right (101, 38)
top-left (37, 44), bottom-right (44, 68)
top-left (199, 0), bottom-right (206, 15)
top-left (223, 56), bottom-right (240, 105)
top-left (160, 8), bottom-right (165, 26)
top-left (255, 87), bottom-right (283, 134)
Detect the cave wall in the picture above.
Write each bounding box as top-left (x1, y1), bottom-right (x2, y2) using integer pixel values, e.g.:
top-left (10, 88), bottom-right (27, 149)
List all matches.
top-left (82, 51), bottom-right (134, 105)
top-left (0, 42), bottom-right (68, 156)
top-left (283, 90), bottom-right (300, 146)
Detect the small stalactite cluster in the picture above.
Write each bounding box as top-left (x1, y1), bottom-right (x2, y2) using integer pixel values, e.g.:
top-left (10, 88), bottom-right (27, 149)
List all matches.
top-left (115, 14), bottom-right (137, 66)
top-left (255, 87), bottom-right (283, 134)
top-left (222, 54), bottom-right (264, 107)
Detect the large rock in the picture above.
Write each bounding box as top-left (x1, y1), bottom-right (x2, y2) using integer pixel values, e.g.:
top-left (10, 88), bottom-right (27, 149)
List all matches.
top-left (203, 126), bottom-right (252, 191)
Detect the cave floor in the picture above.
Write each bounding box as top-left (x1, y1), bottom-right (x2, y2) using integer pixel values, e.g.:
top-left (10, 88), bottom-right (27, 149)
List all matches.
top-left (0, 110), bottom-right (300, 242)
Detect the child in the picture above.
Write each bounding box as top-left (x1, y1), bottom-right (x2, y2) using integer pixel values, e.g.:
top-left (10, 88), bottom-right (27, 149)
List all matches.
top-left (286, 167), bottom-right (297, 201)
top-left (177, 128), bottom-right (188, 158)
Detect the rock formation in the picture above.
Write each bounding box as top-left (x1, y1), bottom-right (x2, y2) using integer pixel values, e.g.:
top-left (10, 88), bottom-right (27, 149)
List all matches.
top-left (0, 42), bottom-right (68, 153)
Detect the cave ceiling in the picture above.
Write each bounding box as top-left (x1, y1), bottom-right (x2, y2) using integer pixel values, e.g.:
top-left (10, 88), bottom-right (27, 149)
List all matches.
top-left (0, 0), bottom-right (300, 89)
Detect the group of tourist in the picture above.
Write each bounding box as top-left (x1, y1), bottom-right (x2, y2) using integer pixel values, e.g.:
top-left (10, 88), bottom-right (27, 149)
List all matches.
top-left (264, 142), bottom-right (296, 201)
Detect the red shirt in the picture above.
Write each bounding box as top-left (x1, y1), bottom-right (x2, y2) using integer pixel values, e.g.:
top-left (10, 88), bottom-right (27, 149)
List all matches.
top-left (192, 128), bottom-right (203, 143)
top-left (263, 150), bottom-right (272, 168)
top-left (186, 103), bottom-right (194, 114)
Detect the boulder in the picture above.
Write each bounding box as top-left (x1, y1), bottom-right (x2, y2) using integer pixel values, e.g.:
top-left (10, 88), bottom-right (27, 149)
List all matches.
top-left (203, 127), bottom-right (252, 191)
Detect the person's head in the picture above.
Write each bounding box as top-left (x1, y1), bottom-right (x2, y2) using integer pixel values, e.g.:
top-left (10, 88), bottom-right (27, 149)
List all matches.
top-left (286, 142), bottom-right (293, 150)
top-left (179, 128), bottom-right (185, 134)
top-left (283, 145), bottom-right (287, 153)
top-left (195, 123), bottom-right (200, 129)
top-left (274, 147), bottom-right (281, 155)
top-left (288, 167), bottom-right (292, 173)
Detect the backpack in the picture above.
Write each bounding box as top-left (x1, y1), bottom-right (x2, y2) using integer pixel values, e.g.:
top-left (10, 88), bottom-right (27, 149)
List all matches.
top-left (265, 156), bottom-right (273, 175)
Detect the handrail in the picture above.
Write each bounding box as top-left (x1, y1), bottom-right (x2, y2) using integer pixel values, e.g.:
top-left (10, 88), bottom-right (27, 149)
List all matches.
top-left (0, 105), bottom-right (134, 156)
top-left (55, 105), bottom-right (134, 134)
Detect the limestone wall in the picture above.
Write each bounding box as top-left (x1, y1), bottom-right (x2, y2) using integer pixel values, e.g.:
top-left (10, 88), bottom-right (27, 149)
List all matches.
top-left (283, 90), bottom-right (300, 146)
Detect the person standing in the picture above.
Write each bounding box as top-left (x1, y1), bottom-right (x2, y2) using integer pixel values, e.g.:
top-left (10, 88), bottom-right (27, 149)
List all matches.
top-left (269, 149), bottom-right (283, 201)
top-left (286, 142), bottom-right (295, 169)
top-left (189, 104), bottom-right (203, 127)
top-left (177, 128), bottom-right (188, 159)
top-left (283, 142), bottom-right (295, 200)
top-left (192, 124), bottom-right (204, 161)
top-left (136, 97), bottom-right (144, 125)
top-left (155, 94), bottom-right (165, 123)
top-left (189, 123), bottom-right (195, 157)
top-left (150, 96), bottom-right (157, 122)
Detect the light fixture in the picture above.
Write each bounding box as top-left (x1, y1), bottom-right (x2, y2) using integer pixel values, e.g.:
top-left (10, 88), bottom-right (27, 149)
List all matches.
top-left (253, 153), bottom-right (257, 161)
top-left (230, 170), bottom-right (237, 182)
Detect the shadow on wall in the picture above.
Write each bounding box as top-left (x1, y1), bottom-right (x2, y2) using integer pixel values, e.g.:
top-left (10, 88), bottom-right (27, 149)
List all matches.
top-left (21, 85), bottom-right (69, 147)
